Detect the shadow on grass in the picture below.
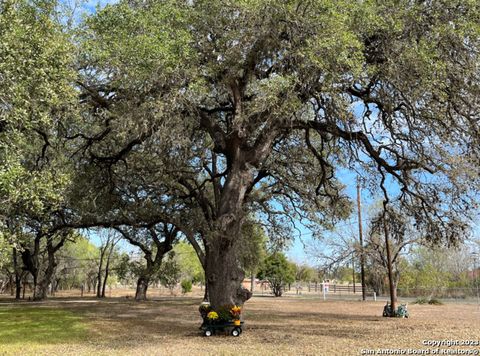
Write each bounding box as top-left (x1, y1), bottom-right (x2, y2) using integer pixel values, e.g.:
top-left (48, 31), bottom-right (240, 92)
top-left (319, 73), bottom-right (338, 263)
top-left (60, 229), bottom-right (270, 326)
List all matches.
top-left (64, 297), bottom-right (384, 345)
top-left (0, 307), bottom-right (88, 345)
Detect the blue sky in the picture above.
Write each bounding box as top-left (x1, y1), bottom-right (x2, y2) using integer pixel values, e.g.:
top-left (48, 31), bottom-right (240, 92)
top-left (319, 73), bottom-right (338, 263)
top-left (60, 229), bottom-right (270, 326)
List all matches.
top-left (286, 168), bottom-right (373, 265)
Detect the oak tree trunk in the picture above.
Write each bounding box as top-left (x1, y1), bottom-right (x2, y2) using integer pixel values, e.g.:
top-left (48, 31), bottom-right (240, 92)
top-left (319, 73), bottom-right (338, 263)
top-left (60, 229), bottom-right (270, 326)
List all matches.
top-left (33, 251), bottom-right (56, 301)
top-left (205, 221), bottom-right (252, 309)
top-left (9, 274), bottom-right (14, 296)
top-left (384, 216), bottom-right (397, 314)
top-left (33, 235), bottom-right (66, 301)
top-left (134, 256), bottom-right (160, 301)
top-left (135, 275), bottom-right (150, 301)
top-left (13, 248), bottom-right (22, 299)
top-left (204, 165), bottom-right (254, 309)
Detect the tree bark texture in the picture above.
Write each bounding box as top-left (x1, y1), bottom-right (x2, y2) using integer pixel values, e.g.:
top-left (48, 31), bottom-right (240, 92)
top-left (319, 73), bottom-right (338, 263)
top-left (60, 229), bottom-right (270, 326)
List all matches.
top-left (33, 234), bottom-right (67, 301)
top-left (135, 275), bottom-right (150, 301)
top-left (101, 240), bottom-right (117, 298)
top-left (134, 254), bottom-right (159, 301)
top-left (96, 245), bottom-right (106, 298)
top-left (33, 248), bottom-right (56, 301)
top-left (384, 216), bottom-right (397, 315)
top-left (13, 248), bottom-right (22, 299)
top-left (204, 165), bottom-right (255, 309)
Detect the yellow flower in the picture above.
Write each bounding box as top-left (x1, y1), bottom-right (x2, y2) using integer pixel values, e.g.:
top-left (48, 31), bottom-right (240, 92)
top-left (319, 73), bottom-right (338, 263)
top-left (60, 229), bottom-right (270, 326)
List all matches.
top-left (207, 311), bottom-right (218, 320)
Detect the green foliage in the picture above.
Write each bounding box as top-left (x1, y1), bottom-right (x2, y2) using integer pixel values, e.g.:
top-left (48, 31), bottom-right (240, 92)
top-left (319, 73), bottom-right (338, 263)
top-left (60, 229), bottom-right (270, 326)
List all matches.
top-left (216, 305), bottom-right (234, 322)
top-left (55, 236), bottom-right (99, 289)
top-left (0, 0), bottom-right (75, 205)
top-left (158, 252), bottom-right (181, 293)
top-left (240, 220), bottom-right (267, 275)
top-left (180, 279), bottom-right (192, 294)
top-left (414, 297), bottom-right (443, 305)
top-left (115, 253), bottom-right (134, 284)
top-left (414, 297), bottom-right (429, 305)
top-left (329, 265), bottom-right (359, 285)
top-left (0, 0), bottom-right (476, 307)
top-left (397, 245), bottom-right (473, 294)
top-left (0, 0), bottom-right (75, 129)
top-left (295, 264), bottom-right (317, 282)
top-left (172, 242), bottom-right (204, 284)
top-left (0, 234), bottom-right (9, 270)
top-left (257, 252), bottom-right (295, 297)
top-left (82, 0), bottom-right (193, 87)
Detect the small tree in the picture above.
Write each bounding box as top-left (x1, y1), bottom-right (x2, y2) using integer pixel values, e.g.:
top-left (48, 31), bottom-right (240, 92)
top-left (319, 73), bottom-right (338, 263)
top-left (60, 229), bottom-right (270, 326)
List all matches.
top-left (158, 252), bottom-right (181, 295)
top-left (295, 264), bottom-right (316, 283)
top-left (240, 220), bottom-right (268, 293)
top-left (258, 252), bottom-right (295, 297)
top-left (181, 279), bottom-right (192, 294)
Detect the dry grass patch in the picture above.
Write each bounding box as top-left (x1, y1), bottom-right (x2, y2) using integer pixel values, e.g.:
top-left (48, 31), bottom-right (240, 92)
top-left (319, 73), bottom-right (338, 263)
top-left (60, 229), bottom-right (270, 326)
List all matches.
top-left (0, 296), bottom-right (478, 355)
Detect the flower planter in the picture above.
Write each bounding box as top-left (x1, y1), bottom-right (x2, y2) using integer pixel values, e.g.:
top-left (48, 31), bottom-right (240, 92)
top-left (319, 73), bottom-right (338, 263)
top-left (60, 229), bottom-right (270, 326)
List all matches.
top-left (201, 320), bottom-right (244, 337)
top-left (198, 303), bottom-right (244, 336)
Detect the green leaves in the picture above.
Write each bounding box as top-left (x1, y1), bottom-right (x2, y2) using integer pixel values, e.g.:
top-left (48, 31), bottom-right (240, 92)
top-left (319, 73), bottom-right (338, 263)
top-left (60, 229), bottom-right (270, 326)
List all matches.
top-left (0, 0), bottom-right (76, 249)
top-left (81, 0), bottom-right (193, 89)
top-left (0, 0), bottom-right (75, 129)
top-left (257, 252), bottom-right (295, 296)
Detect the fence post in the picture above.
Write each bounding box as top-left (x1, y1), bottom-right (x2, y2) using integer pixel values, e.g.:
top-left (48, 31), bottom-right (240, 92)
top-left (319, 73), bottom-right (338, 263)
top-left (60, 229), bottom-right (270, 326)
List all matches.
top-left (373, 292), bottom-right (376, 302)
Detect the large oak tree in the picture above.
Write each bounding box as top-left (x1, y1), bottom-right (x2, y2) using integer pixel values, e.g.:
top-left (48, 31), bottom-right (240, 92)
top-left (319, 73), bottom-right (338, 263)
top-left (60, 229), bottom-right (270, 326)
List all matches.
top-left (69, 0), bottom-right (480, 309)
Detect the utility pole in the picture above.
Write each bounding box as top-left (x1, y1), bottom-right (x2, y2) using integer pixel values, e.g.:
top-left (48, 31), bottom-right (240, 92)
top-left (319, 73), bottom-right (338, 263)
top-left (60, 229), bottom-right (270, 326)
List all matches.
top-left (357, 180), bottom-right (366, 301)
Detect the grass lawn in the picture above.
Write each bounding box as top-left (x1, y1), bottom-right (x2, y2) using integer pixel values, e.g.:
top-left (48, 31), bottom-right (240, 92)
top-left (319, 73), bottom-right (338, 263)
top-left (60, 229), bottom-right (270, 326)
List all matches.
top-left (0, 305), bottom-right (89, 354)
top-left (0, 296), bottom-right (479, 355)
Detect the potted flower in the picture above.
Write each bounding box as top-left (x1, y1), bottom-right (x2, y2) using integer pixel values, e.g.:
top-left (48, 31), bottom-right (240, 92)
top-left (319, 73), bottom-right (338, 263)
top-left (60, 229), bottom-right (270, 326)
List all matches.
top-left (230, 305), bottom-right (241, 326)
top-left (206, 311), bottom-right (219, 324)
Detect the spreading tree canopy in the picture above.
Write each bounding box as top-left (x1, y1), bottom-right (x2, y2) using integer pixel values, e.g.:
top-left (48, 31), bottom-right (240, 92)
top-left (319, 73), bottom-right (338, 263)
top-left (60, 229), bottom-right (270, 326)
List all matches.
top-left (15, 0), bottom-right (479, 307)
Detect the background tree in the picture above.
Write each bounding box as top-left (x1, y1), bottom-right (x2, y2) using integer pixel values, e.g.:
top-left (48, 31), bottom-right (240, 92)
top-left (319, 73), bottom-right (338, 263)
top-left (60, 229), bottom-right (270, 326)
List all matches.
top-left (258, 252), bottom-right (295, 297)
top-left (115, 224), bottom-right (179, 300)
top-left (94, 231), bottom-right (120, 298)
top-left (0, 236), bottom-right (9, 270)
top-left (158, 252), bottom-right (181, 295)
top-left (294, 265), bottom-right (316, 283)
top-left (239, 220), bottom-right (268, 292)
top-left (0, 0), bottom-right (78, 301)
top-left (398, 245), bottom-right (475, 297)
top-left (173, 242), bottom-right (205, 285)
top-left (54, 236), bottom-right (99, 292)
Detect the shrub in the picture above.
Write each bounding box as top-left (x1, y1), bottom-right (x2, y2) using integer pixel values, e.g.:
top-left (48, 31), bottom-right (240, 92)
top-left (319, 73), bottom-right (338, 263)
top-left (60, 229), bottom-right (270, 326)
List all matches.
top-left (414, 297), bottom-right (428, 304)
top-left (428, 298), bottom-right (443, 305)
top-left (181, 279), bottom-right (192, 294)
top-left (414, 297), bottom-right (443, 305)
